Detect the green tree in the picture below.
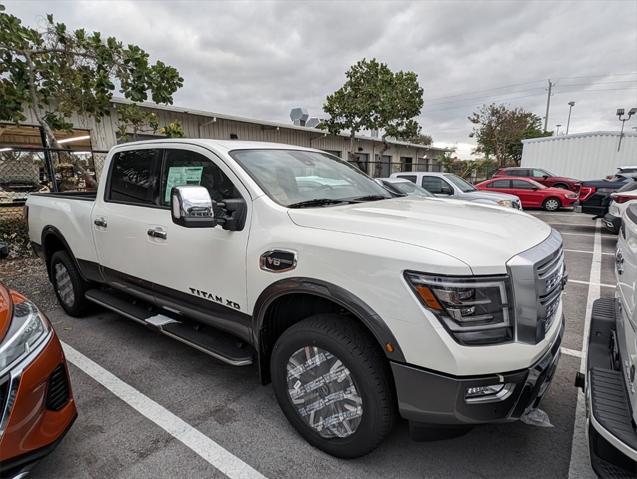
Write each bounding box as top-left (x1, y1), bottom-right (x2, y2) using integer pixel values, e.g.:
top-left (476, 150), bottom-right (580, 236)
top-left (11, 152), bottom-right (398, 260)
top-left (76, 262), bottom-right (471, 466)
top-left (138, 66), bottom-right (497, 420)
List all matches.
top-left (320, 58), bottom-right (424, 163)
top-left (116, 104), bottom-right (185, 141)
top-left (0, 3), bottom-right (183, 184)
top-left (408, 133), bottom-right (433, 146)
top-left (468, 103), bottom-right (550, 167)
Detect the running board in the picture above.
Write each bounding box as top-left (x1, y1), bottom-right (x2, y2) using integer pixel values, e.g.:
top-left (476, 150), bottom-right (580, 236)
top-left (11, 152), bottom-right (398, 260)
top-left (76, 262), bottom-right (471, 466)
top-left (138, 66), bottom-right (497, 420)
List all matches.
top-left (84, 289), bottom-right (254, 366)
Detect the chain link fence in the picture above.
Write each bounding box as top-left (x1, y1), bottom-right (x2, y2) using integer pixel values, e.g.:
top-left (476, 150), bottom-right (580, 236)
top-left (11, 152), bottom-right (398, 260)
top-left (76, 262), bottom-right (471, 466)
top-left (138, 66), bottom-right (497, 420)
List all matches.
top-left (0, 147), bottom-right (107, 258)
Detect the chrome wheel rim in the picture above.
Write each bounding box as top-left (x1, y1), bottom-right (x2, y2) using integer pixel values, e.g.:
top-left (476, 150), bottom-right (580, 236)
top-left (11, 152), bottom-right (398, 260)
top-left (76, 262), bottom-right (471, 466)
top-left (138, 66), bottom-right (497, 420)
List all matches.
top-left (286, 346), bottom-right (363, 439)
top-left (546, 199), bottom-right (559, 211)
top-left (54, 263), bottom-right (75, 306)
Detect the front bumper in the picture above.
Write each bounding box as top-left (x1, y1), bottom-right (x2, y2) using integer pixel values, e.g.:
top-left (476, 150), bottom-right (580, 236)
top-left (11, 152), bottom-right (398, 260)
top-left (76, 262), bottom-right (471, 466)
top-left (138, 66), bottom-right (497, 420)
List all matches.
top-left (603, 213), bottom-right (621, 233)
top-left (584, 298), bottom-right (637, 476)
top-left (392, 317), bottom-right (563, 426)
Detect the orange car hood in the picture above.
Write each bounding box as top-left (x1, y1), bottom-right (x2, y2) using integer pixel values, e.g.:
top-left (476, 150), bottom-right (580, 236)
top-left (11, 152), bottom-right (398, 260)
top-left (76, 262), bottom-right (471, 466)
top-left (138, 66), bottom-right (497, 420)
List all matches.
top-left (0, 284), bottom-right (14, 341)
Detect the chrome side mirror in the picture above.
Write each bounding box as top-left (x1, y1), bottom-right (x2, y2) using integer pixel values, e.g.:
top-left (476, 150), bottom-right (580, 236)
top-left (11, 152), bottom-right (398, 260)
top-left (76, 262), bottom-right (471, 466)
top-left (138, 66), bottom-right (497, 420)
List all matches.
top-left (171, 186), bottom-right (217, 228)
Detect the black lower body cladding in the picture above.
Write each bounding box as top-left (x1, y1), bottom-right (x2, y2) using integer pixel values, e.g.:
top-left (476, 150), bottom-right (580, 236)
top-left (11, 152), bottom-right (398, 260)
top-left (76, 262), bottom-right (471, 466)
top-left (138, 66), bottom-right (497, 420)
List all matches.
top-left (392, 318), bottom-right (563, 430)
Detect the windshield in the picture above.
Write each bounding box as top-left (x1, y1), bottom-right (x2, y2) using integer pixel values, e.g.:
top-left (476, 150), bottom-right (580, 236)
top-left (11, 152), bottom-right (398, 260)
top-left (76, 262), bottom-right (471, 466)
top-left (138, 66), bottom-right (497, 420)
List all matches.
top-left (390, 181), bottom-right (433, 197)
top-left (444, 174), bottom-right (476, 192)
top-left (230, 149), bottom-right (392, 207)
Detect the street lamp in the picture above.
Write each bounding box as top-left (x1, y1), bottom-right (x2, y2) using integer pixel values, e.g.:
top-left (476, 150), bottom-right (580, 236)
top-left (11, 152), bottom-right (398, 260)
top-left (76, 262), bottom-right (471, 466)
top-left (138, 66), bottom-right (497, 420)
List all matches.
top-left (555, 124), bottom-right (562, 136)
top-left (617, 107), bottom-right (637, 152)
top-left (566, 101), bottom-right (575, 134)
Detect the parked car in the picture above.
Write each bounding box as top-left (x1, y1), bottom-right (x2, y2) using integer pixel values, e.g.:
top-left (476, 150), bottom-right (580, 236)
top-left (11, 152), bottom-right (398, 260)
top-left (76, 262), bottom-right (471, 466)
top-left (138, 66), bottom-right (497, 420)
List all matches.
top-left (576, 204), bottom-right (637, 477)
top-left (375, 178), bottom-right (433, 197)
top-left (578, 172), bottom-right (637, 217)
top-left (492, 167), bottom-right (581, 192)
top-left (389, 171), bottom-right (522, 209)
top-left (475, 177), bottom-right (578, 211)
top-left (602, 181), bottom-right (637, 233)
top-left (0, 283), bottom-right (76, 478)
top-left (27, 140), bottom-right (565, 458)
top-left (615, 165), bottom-right (637, 174)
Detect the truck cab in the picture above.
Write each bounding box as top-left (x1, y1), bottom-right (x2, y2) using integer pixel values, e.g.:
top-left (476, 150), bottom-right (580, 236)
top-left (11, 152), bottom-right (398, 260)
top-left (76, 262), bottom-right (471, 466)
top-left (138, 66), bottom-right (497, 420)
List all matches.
top-left (583, 204), bottom-right (637, 476)
top-left (27, 139), bottom-right (565, 458)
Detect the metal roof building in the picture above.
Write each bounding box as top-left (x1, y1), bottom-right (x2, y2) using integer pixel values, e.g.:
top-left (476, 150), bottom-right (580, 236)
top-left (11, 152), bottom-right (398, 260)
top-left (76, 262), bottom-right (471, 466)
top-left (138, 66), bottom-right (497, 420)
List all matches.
top-left (521, 131), bottom-right (637, 180)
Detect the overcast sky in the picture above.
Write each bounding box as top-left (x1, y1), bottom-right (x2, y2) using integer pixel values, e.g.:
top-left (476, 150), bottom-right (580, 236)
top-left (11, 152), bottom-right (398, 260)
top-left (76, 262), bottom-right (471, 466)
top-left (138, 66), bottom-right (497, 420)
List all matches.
top-left (5, 0), bottom-right (637, 158)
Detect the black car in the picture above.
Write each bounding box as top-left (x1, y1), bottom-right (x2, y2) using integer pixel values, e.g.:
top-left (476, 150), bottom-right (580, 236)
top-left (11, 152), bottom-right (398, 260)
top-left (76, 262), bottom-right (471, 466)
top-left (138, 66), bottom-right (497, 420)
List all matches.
top-left (578, 172), bottom-right (637, 217)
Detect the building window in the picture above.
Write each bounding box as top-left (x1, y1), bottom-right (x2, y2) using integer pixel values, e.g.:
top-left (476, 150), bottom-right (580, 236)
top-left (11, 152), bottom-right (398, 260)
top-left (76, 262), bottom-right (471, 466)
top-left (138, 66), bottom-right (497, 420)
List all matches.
top-left (401, 157), bottom-right (413, 172)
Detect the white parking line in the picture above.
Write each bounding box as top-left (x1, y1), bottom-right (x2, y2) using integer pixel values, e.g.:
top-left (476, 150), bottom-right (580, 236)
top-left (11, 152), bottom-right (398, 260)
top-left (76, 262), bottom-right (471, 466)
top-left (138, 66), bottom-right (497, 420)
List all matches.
top-left (568, 279), bottom-right (615, 288)
top-left (61, 342), bottom-right (268, 479)
top-left (568, 219), bottom-right (601, 479)
top-left (561, 347), bottom-right (583, 359)
top-left (564, 249), bottom-right (614, 256)
top-left (528, 212), bottom-right (579, 218)
top-left (547, 222), bottom-right (597, 228)
top-left (560, 232), bottom-right (616, 239)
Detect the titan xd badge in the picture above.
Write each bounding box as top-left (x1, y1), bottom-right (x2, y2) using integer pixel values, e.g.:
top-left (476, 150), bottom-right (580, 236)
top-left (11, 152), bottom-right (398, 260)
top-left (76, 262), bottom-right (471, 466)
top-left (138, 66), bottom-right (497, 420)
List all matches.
top-left (260, 250), bottom-right (297, 273)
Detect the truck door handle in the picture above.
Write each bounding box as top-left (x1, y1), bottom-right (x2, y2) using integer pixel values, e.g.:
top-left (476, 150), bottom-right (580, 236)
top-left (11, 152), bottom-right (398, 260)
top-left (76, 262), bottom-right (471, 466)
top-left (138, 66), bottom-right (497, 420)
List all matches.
top-left (147, 228), bottom-right (167, 240)
top-left (94, 217), bottom-right (107, 228)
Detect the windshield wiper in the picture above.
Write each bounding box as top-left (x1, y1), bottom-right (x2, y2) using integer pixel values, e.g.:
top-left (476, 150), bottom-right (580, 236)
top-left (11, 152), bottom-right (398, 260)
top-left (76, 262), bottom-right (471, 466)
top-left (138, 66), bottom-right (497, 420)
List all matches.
top-left (287, 198), bottom-right (350, 208)
top-left (350, 195), bottom-right (389, 202)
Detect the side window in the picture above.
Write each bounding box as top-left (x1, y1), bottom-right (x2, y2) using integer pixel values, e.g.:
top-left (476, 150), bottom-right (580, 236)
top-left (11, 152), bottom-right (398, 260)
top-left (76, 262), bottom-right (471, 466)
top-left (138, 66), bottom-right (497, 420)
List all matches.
top-left (160, 149), bottom-right (240, 206)
top-left (108, 149), bottom-right (161, 205)
top-left (509, 169), bottom-right (527, 177)
top-left (532, 169), bottom-right (547, 177)
top-left (421, 176), bottom-right (446, 194)
top-left (511, 179), bottom-right (534, 190)
top-left (396, 175), bottom-right (417, 183)
top-left (489, 180), bottom-right (510, 188)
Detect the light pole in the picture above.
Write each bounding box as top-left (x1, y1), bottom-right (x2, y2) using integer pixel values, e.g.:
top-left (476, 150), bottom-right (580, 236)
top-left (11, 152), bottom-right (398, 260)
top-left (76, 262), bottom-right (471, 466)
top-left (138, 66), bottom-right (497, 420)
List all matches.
top-left (566, 101), bottom-right (575, 134)
top-left (555, 124), bottom-right (562, 136)
top-left (617, 107), bottom-right (637, 152)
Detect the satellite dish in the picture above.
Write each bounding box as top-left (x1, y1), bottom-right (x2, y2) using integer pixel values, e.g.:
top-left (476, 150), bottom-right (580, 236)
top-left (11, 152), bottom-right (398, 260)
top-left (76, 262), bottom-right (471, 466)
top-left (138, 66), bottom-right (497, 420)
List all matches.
top-left (290, 107), bottom-right (309, 126)
top-left (305, 117), bottom-right (321, 128)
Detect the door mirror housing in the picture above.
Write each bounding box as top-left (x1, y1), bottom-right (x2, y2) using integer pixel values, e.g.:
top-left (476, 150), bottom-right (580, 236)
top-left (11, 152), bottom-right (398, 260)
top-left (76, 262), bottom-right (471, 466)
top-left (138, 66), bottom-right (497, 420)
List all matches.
top-left (171, 186), bottom-right (247, 231)
top-left (440, 186), bottom-right (454, 195)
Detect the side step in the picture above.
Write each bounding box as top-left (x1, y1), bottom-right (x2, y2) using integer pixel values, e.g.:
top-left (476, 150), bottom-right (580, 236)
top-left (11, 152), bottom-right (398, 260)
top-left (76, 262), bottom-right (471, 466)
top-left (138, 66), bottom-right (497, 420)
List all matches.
top-left (85, 289), bottom-right (254, 366)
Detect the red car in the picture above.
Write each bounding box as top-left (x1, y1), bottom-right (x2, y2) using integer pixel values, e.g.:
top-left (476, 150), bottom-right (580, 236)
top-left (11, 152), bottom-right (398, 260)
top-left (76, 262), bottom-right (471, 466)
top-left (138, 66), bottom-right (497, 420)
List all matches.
top-left (0, 283), bottom-right (76, 478)
top-left (493, 167), bottom-right (580, 192)
top-left (476, 177), bottom-right (579, 211)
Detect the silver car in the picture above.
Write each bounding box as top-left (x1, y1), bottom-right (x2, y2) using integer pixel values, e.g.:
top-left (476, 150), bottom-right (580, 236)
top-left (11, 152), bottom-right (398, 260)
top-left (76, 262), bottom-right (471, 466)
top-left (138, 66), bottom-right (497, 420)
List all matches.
top-left (390, 172), bottom-right (522, 209)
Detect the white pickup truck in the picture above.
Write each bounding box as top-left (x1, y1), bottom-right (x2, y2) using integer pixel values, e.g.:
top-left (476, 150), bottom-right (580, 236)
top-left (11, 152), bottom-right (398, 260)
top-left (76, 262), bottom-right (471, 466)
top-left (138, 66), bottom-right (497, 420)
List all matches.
top-left (580, 204), bottom-right (637, 476)
top-left (27, 139), bottom-right (566, 458)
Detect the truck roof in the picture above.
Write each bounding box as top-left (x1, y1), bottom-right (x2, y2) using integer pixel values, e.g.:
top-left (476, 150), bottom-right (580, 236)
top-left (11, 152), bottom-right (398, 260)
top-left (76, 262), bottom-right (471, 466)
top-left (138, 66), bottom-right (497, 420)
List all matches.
top-left (113, 138), bottom-right (324, 154)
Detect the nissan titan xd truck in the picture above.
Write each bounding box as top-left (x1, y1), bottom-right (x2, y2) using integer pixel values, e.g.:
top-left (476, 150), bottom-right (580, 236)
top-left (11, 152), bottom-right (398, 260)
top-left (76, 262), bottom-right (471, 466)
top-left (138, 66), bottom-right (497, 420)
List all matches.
top-left (26, 140), bottom-right (566, 458)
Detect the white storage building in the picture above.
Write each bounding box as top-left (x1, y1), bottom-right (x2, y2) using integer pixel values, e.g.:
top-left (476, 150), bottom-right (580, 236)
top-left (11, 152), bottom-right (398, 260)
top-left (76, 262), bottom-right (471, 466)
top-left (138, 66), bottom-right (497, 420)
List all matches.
top-left (521, 131), bottom-right (637, 180)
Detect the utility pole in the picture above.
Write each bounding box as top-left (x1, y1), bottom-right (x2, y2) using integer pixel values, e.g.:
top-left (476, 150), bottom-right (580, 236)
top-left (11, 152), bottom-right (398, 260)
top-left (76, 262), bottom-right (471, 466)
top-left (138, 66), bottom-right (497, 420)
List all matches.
top-left (544, 79), bottom-right (553, 132)
top-left (566, 101), bottom-right (575, 134)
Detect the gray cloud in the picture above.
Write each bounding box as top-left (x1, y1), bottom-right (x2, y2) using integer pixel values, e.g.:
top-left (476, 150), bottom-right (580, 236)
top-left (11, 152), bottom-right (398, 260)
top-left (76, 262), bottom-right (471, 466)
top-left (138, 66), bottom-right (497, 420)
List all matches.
top-left (5, 0), bottom-right (637, 158)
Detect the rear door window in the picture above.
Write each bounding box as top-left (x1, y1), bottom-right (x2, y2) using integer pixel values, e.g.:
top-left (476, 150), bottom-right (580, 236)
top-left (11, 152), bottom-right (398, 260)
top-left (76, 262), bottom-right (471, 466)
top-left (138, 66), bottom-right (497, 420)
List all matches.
top-left (511, 179), bottom-right (534, 189)
top-left (107, 149), bottom-right (162, 205)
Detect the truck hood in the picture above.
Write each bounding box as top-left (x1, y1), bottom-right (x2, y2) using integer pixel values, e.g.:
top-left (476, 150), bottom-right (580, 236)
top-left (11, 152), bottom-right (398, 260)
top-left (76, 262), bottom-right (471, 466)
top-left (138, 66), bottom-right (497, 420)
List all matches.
top-left (288, 197), bottom-right (552, 274)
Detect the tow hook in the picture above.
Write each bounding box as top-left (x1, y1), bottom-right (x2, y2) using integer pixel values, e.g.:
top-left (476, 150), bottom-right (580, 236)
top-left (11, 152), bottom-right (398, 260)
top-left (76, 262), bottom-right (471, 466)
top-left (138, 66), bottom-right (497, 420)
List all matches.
top-left (574, 372), bottom-right (586, 390)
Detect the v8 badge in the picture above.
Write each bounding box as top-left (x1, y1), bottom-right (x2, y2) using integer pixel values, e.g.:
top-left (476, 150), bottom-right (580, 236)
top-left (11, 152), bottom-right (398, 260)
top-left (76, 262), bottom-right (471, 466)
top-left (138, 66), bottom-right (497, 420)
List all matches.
top-left (260, 250), bottom-right (297, 273)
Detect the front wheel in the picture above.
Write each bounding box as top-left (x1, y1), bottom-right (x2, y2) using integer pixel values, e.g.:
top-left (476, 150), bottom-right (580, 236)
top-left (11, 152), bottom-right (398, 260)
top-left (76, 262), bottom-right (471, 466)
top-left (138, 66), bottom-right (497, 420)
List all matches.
top-left (542, 197), bottom-right (561, 211)
top-left (270, 314), bottom-right (396, 458)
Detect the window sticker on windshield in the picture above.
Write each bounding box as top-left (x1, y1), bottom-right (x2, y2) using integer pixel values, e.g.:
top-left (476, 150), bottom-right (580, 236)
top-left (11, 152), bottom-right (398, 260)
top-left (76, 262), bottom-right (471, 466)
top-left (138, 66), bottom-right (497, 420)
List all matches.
top-left (165, 166), bottom-right (203, 202)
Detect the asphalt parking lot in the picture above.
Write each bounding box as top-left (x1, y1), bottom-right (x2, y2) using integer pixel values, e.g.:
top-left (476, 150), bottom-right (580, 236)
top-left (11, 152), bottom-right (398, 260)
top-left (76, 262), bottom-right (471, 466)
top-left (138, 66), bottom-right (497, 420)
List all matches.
top-left (2, 209), bottom-right (616, 479)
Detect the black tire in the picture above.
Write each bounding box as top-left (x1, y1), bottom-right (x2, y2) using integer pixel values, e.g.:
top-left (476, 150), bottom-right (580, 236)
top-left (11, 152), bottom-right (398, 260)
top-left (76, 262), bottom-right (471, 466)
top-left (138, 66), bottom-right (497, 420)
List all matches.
top-left (50, 250), bottom-right (92, 317)
top-left (553, 183), bottom-right (569, 190)
top-left (270, 314), bottom-right (396, 458)
top-left (542, 197), bottom-right (561, 211)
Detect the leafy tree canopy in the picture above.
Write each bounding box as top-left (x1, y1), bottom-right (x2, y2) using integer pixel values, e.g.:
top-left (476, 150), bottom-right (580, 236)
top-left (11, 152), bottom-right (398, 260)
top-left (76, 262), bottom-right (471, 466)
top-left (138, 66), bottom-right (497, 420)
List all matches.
top-left (0, 3), bottom-right (183, 148)
top-left (408, 133), bottom-right (433, 146)
top-left (320, 58), bottom-right (424, 156)
top-left (468, 103), bottom-right (551, 167)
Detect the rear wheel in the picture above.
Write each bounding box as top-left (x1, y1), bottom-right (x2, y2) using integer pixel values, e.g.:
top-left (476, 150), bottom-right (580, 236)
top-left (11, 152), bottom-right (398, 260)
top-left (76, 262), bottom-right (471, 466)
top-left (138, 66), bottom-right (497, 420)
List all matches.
top-left (270, 314), bottom-right (396, 458)
top-left (542, 197), bottom-right (561, 211)
top-left (50, 250), bottom-right (92, 316)
top-left (553, 183), bottom-right (569, 190)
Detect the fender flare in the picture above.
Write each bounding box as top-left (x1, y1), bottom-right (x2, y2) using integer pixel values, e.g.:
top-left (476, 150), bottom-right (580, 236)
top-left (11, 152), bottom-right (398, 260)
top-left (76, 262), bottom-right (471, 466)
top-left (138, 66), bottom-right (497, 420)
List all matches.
top-left (252, 277), bottom-right (406, 363)
top-left (40, 226), bottom-right (91, 282)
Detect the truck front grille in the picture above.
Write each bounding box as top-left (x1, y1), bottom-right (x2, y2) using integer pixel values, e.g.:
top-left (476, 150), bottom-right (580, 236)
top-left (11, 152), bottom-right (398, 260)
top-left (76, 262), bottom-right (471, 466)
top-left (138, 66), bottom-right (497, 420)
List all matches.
top-left (507, 229), bottom-right (565, 344)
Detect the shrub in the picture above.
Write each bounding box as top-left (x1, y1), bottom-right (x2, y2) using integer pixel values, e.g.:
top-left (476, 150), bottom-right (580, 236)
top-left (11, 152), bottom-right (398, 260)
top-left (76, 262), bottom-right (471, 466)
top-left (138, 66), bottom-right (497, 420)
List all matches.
top-left (0, 215), bottom-right (32, 258)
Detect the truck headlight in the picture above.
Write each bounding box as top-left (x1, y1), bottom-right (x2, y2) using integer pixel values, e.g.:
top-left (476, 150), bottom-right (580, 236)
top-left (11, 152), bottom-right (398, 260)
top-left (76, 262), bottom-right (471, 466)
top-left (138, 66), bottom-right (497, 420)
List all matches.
top-left (404, 272), bottom-right (513, 345)
top-left (0, 299), bottom-right (50, 371)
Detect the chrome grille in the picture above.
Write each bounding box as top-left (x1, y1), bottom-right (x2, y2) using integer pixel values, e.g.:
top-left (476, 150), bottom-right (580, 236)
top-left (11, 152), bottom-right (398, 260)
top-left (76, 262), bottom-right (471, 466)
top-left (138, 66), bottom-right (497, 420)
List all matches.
top-left (507, 229), bottom-right (565, 343)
